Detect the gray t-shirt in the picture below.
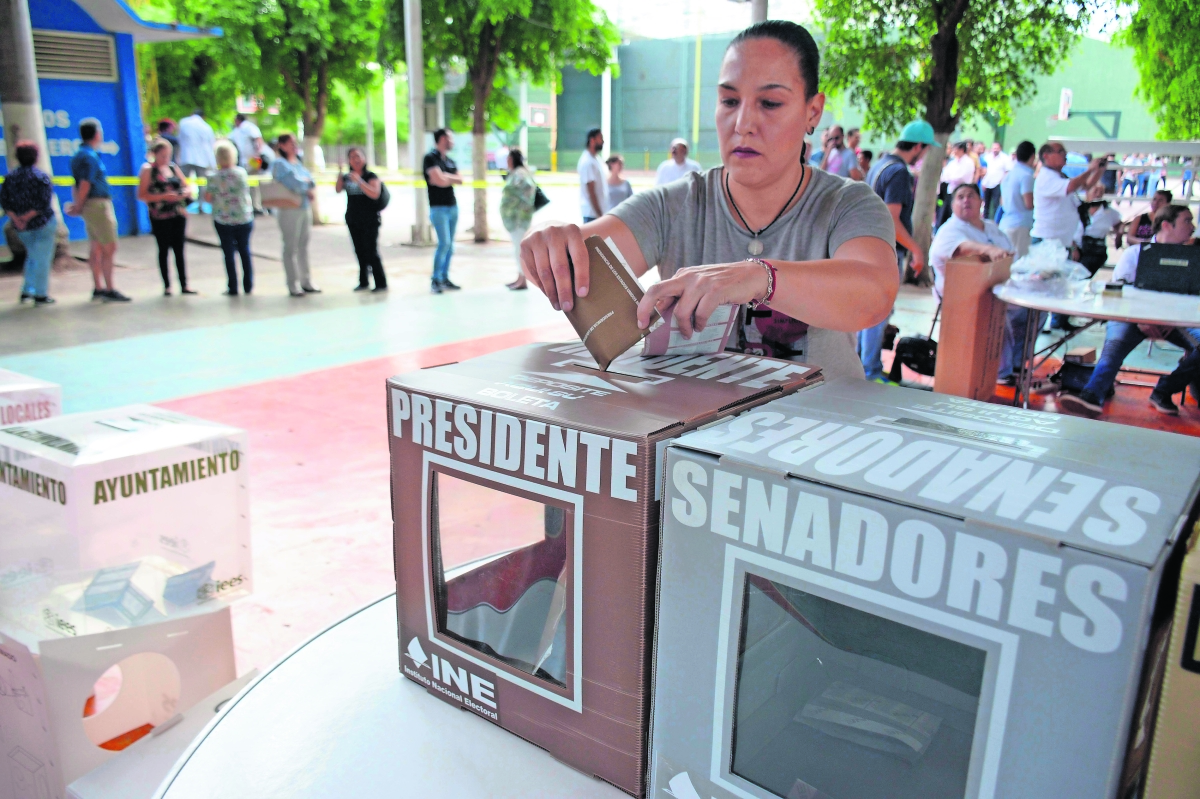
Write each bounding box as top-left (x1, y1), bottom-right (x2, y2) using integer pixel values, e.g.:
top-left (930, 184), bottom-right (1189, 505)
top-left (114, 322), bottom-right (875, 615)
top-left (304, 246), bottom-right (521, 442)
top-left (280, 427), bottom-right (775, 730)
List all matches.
top-left (609, 166), bottom-right (895, 379)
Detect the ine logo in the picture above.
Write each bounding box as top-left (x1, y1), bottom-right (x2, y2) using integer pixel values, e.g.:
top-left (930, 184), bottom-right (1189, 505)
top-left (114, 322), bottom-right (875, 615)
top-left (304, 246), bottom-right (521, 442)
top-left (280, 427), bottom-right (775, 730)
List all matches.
top-left (405, 637), bottom-right (429, 669)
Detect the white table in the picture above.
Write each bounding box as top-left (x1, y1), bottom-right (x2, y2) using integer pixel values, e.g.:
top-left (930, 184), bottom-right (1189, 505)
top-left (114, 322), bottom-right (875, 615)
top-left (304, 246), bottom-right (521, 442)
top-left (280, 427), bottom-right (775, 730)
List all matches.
top-left (154, 595), bottom-right (624, 799)
top-left (993, 283), bottom-right (1200, 407)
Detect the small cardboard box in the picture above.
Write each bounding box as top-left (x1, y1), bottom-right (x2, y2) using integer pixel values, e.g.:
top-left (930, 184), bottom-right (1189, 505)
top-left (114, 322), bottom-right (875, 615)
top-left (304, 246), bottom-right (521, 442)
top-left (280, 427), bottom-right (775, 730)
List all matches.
top-left (933, 255), bottom-right (1011, 401)
top-left (649, 380), bottom-right (1200, 799)
top-left (0, 605), bottom-right (236, 799)
top-left (388, 342), bottom-right (820, 795)
top-left (0, 406), bottom-right (252, 616)
top-left (0, 369), bottom-right (61, 426)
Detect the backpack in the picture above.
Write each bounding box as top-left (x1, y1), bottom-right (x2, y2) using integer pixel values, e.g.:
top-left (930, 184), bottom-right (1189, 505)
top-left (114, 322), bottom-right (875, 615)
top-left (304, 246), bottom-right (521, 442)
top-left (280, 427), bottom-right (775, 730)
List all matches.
top-left (376, 181), bottom-right (391, 211)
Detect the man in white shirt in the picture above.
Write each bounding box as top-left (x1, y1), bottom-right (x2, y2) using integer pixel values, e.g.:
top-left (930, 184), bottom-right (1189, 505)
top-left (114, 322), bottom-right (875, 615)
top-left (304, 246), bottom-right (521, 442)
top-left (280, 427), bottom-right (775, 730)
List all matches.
top-left (937, 142), bottom-right (975, 227)
top-left (177, 109), bottom-right (216, 178)
top-left (1060, 205), bottom-right (1199, 416)
top-left (981, 142), bottom-right (1010, 219)
top-left (577, 128), bottom-right (607, 223)
top-left (228, 114), bottom-right (264, 170)
top-left (1031, 142), bottom-right (1106, 328)
top-left (654, 138), bottom-right (702, 186)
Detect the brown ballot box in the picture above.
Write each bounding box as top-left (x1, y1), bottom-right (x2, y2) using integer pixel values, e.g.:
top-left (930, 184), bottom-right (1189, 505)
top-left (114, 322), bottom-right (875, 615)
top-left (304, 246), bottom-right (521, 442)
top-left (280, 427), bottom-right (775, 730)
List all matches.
top-left (387, 342), bottom-right (820, 795)
top-left (933, 255), bottom-right (1012, 401)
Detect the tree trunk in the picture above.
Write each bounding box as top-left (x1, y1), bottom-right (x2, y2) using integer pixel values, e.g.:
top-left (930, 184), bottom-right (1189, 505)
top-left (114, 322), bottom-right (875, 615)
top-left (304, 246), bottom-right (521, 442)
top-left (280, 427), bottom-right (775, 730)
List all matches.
top-left (911, 132), bottom-right (949, 288)
top-left (471, 79), bottom-right (489, 242)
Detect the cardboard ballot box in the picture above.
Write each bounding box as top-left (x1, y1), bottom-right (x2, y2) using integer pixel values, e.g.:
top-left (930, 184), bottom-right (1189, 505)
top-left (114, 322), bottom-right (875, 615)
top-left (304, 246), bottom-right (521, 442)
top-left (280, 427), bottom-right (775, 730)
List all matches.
top-left (0, 605), bottom-right (236, 799)
top-left (649, 380), bottom-right (1200, 799)
top-left (0, 406), bottom-right (251, 617)
top-left (388, 342), bottom-right (820, 795)
top-left (0, 368), bottom-right (61, 426)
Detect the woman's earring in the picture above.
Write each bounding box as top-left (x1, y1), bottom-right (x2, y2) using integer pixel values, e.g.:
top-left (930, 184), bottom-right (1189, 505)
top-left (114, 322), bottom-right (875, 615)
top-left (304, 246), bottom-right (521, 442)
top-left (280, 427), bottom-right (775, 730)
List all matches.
top-left (807, 127), bottom-right (814, 135)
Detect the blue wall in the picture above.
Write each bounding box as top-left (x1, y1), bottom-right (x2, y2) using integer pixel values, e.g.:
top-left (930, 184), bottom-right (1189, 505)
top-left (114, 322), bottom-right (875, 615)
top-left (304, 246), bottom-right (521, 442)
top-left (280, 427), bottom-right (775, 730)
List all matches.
top-left (0, 0), bottom-right (149, 238)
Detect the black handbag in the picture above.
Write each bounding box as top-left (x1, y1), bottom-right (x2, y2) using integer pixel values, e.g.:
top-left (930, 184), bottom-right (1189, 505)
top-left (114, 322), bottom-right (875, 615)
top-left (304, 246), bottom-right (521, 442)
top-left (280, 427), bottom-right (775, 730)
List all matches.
top-left (533, 185), bottom-right (550, 211)
top-left (887, 304), bottom-right (940, 382)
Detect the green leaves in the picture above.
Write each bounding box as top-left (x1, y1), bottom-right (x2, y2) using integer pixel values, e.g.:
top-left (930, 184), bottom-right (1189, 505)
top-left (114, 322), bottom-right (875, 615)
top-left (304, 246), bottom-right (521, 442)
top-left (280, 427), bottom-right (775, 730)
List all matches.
top-left (816, 0), bottom-right (1093, 135)
top-left (1118, 0), bottom-right (1200, 138)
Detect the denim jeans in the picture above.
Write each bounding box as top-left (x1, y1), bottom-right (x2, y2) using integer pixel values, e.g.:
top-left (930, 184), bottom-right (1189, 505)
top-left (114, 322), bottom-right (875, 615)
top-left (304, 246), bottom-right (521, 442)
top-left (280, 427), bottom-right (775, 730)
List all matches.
top-left (430, 204), bottom-right (458, 283)
top-left (997, 306), bottom-right (1045, 380)
top-left (16, 219), bottom-right (57, 298)
top-left (856, 253), bottom-right (905, 380)
top-left (215, 221), bottom-right (254, 294)
top-left (1080, 322), bottom-right (1200, 404)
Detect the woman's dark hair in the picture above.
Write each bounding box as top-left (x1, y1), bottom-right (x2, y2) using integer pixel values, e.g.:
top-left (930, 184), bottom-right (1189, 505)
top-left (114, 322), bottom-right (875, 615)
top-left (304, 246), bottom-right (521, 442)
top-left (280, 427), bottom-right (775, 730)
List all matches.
top-left (1154, 204), bottom-right (1192, 234)
top-left (347, 146), bottom-right (365, 162)
top-left (1015, 140), bottom-right (1036, 163)
top-left (605, 154), bottom-right (624, 167)
top-left (509, 148), bottom-right (525, 168)
top-left (14, 140), bottom-right (39, 167)
top-left (727, 20), bottom-right (820, 99)
top-left (952, 183), bottom-right (982, 200)
top-left (277, 132), bottom-right (295, 147)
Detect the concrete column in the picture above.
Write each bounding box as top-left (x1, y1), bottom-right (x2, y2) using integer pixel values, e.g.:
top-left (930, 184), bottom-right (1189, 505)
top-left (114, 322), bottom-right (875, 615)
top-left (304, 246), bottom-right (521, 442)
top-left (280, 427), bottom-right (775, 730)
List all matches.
top-left (0, 0), bottom-right (53, 176)
top-left (751, 0), bottom-right (767, 23)
top-left (404, 0), bottom-right (431, 243)
top-left (436, 90), bottom-right (445, 129)
top-left (518, 81), bottom-right (528, 156)
top-left (601, 68), bottom-right (612, 162)
top-left (383, 70), bottom-right (399, 171)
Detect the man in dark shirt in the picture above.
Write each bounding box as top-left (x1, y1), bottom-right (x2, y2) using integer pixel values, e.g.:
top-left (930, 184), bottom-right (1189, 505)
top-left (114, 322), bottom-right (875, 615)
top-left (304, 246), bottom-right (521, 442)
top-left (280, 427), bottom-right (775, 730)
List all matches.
top-left (423, 128), bottom-right (463, 294)
top-left (158, 118), bottom-right (180, 164)
top-left (857, 119), bottom-right (934, 381)
top-left (67, 118), bottom-right (129, 302)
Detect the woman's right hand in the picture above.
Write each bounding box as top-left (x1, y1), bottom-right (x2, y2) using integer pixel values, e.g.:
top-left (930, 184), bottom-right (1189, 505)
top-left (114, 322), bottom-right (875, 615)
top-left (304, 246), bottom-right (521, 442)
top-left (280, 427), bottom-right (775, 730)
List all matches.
top-left (520, 223), bottom-right (592, 312)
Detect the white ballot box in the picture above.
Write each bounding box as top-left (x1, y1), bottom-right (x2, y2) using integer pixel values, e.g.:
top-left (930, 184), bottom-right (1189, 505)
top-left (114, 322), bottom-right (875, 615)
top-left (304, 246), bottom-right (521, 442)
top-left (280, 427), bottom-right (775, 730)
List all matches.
top-left (0, 406), bottom-right (251, 632)
top-left (0, 368), bottom-right (61, 426)
top-left (0, 606), bottom-right (236, 799)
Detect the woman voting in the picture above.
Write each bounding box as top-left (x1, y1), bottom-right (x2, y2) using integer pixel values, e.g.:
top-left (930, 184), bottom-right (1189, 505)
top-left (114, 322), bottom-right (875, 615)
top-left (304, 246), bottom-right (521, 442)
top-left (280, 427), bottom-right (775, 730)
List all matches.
top-left (519, 21), bottom-right (898, 379)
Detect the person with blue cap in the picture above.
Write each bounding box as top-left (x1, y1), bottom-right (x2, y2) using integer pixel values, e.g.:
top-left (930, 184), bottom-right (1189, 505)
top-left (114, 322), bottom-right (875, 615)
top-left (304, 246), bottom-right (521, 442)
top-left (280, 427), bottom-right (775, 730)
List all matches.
top-left (857, 119), bottom-right (936, 381)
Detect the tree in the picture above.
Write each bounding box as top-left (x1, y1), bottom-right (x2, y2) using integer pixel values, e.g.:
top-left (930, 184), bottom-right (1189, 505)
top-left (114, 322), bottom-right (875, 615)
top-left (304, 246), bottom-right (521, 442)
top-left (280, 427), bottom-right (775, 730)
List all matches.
top-left (397, 0), bottom-right (618, 242)
top-left (815, 0), bottom-right (1095, 258)
top-left (1117, 0), bottom-right (1200, 138)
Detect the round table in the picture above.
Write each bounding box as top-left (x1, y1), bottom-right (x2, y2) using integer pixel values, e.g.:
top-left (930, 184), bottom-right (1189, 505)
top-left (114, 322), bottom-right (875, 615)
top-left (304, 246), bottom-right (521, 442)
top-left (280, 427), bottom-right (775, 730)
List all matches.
top-left (993, 283), bottom-right (1200, 407)
top-left (154, 595), bottom-right (624, 799)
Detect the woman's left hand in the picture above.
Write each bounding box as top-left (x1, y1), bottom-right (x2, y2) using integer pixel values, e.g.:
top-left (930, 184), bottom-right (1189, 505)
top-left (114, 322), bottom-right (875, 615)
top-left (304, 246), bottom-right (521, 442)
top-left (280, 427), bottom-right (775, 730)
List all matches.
top-left (637, 261), bottom-right (769, 337)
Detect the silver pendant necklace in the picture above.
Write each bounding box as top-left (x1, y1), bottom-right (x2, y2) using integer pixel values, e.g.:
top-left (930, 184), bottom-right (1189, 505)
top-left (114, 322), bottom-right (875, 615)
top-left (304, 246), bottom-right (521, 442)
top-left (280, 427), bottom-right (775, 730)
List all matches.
top-left (725, 166), bottom-right (806, 256)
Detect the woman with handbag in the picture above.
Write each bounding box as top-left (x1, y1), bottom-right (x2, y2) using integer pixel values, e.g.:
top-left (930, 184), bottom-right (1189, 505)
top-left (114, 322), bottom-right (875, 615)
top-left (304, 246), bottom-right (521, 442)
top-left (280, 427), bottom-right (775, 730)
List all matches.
top-left (269, 133), bottom-right (319, 296)
top-left (335, 147), bottom-right (387, 292)
top-left (500, 148), bottom-right (538, 290)
top-left (205, 141), bottom-right (255, 295)
top-left (137, 139), bottom-right (194, 295)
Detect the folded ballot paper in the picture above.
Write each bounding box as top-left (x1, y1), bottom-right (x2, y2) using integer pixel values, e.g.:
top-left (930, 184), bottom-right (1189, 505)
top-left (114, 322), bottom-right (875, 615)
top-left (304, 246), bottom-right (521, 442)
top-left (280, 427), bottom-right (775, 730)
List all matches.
top-left (796, 681), bottom-right (942, 764)
top-left (563, 236), bottom-right (737, 369)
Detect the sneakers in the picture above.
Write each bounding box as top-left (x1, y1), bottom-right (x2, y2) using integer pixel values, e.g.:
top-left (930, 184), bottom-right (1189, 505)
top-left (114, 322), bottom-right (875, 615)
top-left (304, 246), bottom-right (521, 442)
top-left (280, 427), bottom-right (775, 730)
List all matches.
top-left (33, 296), bottom-right (55, 305)
top-left (1149, 392), bottom-right (1180, 415)
top-left (19, 291), bottom-right (32, 304)
top-left (104, 289), bottom-right (131, 302)
top-left (371, 285), bottom-right (388, 293)
top-left (301, 285), bottom-right (322, 294)
top-left (430, 280), bottom-right (444, 295)
top-left (353, 284), bottom-right (370, 292)
top-left (440, 279), bottom-right (462, 291)
top-left (1059, 393), bottom-right (1103, 415)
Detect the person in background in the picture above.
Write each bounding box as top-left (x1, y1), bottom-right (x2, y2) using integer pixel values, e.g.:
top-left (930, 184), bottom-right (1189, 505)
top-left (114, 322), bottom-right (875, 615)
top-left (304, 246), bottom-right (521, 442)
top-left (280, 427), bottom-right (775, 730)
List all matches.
top-left (1182, 157), bottom-right (1195, 199)
top-left (177, 109), bottom-right (216, 213)
top-left (1060, 205), bottom-right (1199, 416)
top-left (655, 138), bottom-right (702, 186)
top-left (67, 118), bottom-right (129, 302)
top-left (819, 125), bottom-right (858, 180)
top-left (500, 148), bottom-right (537, 291)
top-left (1125, 189), bottom-right (1172, 245)
top-left (1075, 183), bottom-right (1122, 275)
top-left (424, 128), bottom-right (462, 294)
top-left (937, 141), bottom-right (976, 228)
top-left (578, 128), bottom-right (607, 223)
top-left (856, 149), bottom-right (873, 178)
top-left (271, 132), bottom-right (319, 297)
top-left (228, 113), bottom-right (266, 213)
top-left (843, 128), bottom-right (864, 180)
top-left (929, 184), bottom-right (1013, 301)
top-left (205, 141), bottom-right (255, 295)
top-left (998, 140), bottom-right (1037, 258)
top-left (1, 140), bottom-right (58, 305)
top-left (137, 139), bottom-right (193, 296)
top-left (336, 146), bottom-right (387, 293)
top-left (857, 119), bottom-right (934, 381)
top-left (606, 154), bottom-right (633, 208)
top-left (1031, 141), bottom-right (1106, 329)
top-left (981, 142), bottom-right (1011, 219)
top-left (157, 119), bottom-right (179, 163)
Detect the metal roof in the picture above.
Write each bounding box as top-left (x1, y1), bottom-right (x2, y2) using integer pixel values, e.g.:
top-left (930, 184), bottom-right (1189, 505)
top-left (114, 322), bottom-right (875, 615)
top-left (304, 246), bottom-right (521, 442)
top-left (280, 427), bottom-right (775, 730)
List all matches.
top-left (73, 0), bottom-right (221, 42)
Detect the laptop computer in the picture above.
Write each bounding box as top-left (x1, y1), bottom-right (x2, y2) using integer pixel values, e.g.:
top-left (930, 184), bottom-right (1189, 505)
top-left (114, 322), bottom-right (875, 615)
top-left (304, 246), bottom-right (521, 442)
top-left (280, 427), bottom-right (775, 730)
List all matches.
top-left (1135, 243), bottom-right (1200, 294)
